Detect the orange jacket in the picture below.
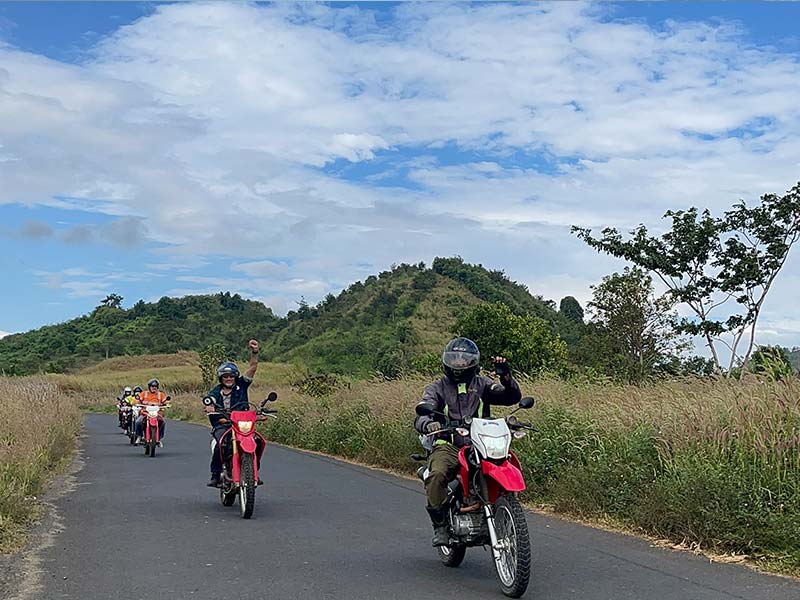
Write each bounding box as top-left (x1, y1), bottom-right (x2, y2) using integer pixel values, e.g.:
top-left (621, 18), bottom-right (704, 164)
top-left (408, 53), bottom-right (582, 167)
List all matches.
top-left (139, 391), bottom-right (167, 405)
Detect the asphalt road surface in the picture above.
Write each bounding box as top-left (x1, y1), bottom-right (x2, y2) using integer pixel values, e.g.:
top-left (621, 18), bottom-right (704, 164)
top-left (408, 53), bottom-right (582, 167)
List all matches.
top-left (10, 414), bottom-right (800, 600)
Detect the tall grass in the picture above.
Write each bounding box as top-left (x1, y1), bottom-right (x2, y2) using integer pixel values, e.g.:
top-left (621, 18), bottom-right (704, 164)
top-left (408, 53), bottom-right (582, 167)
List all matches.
top-left (0, 377), bottom-right (80, 551)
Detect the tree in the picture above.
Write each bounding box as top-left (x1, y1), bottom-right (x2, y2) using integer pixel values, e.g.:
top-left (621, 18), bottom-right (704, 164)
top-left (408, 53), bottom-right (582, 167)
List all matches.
top-left (559, 296), bottom-right (584, 324)
top-left (199, 343), bottom-right (227, 389)
top-left (573, 182), bottom-right (800, 376)
top-left (100, 293), bottom-right (124, 309)
top-left (588, 268), bottom-right (687, 382)
top-left (455, 302), bottom-right (568, 377)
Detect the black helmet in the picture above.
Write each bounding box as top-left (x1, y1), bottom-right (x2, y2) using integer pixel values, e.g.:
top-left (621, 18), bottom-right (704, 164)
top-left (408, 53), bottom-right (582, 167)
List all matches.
top-left (217, 362), bottom-right (240, 381)
top-left (147, 379), bottom-right (159, 388)
top-left (133, 386), bottom-right (142, 393)
top-left (442, 337), bottom-right (480, 383)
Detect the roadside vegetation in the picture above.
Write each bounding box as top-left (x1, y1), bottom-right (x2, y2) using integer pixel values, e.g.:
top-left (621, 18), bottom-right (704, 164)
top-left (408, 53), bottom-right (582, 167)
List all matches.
top-left (0, 378), bottom-right (80, 552)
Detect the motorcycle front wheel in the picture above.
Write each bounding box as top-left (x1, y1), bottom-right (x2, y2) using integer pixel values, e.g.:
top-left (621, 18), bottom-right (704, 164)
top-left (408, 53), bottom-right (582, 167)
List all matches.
top-left (492, 495), bottom-right (531, 598)
top-left (239, 454), bottom-right (256, 519)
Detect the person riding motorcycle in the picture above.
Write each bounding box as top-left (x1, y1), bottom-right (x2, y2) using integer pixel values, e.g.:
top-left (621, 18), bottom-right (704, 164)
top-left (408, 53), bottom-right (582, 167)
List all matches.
top-left (413, 337), bottom-right (522, 547)
top-left (131, 386), bottom-right (143, 403)
top-left (134, 379), bottom-right (168, 446)
top-left (116, 386), bottom-right (134, 430)
top-left (202, 340), bottom-right (261, 487)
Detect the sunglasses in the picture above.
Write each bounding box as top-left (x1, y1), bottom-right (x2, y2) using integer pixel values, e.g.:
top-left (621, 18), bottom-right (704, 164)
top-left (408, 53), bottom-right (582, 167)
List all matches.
top-left (221, 374), bottom-right (235, 379)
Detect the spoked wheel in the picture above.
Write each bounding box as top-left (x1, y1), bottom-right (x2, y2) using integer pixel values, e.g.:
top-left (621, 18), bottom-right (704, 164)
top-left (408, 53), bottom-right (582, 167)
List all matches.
top-left (239, 454), bottom-right (256, 519)
top-left (492, 495), bottom-right (531, 598)
top-left (437, 543), bottom-right (467, 567)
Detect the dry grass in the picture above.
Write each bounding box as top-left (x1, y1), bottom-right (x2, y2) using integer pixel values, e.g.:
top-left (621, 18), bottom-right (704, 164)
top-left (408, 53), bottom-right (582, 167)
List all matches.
top-left (78, 351), bottom-right (199, 374)
top-left (0, 377), bottom-right (80, 552)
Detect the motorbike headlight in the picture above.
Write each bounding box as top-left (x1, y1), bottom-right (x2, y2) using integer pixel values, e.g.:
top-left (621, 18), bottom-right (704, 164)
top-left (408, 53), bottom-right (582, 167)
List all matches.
top-left (237, 421), bottom-right (254, 434)
top-left (478, 434), bottom-right (510, 460)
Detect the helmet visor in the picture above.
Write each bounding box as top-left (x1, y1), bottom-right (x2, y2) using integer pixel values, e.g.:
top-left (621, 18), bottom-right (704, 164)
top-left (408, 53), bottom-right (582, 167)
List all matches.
top-left (442, 350), bottom-right (479, 370)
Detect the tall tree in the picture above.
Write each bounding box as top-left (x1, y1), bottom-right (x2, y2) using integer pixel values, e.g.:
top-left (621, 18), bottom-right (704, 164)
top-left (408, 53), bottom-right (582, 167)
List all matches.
top-left (100, 293), bottom-right (124, 309)
top-left (589, 268), bottom-right (687, 382)
top-left (455, 302), bottom-right (568, 377)
top-left (573, 182), bottom-right (800, 375)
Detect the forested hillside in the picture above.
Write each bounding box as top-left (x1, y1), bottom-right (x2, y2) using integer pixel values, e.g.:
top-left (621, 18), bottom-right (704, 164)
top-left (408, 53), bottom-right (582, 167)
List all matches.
top-left (0, 293), bottom-right (280, 375)
top-left (1, 258), bottom-right (582, 377)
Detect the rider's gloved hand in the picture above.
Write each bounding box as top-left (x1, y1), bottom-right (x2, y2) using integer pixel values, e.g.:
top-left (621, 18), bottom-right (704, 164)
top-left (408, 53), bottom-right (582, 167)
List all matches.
top-left (425, 422), bottom-right (442, 434)
top-left (493, 356), bottom-right (511, 379)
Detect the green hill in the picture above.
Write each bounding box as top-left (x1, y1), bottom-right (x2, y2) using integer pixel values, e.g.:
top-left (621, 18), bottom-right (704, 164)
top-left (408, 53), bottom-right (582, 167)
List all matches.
top-left (0, 258), bottom-right (579, 377)
top-left (0, 293), bottom-right (281, 375)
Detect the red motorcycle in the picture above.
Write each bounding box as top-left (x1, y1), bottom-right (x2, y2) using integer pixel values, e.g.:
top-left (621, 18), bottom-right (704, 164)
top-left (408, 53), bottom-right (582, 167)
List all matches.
top-left (140, 399), bottom-right (169, 457)
top-left (414, 396), bottom-right (536, 598)
top-left (204, 392), bottom-right (277, 519)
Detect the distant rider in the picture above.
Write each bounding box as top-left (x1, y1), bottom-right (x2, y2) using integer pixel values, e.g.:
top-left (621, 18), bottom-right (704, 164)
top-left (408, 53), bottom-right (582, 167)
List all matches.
top-left (414, 337), bottom-right (521, 547)
top-left (202, 340), bottom-right (261, 487)
top-left (116, 386), bottom-right (134, 430)
top-left (135, 379), bottom-right (168, 446)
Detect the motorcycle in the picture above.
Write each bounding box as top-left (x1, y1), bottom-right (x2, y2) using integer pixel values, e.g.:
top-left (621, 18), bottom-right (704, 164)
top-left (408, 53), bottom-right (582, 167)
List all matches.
top-left (120, 404), bottom-right (136, 445)
top-left (414, 396), bottom-right (536, 598)
top-left (204, 392), bottom-right (278, 519)
top-left (140, 399), bottom-right (169, 457)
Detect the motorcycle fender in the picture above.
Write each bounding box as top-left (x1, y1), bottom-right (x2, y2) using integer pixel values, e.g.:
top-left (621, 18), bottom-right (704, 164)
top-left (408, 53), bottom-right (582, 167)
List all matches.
top-left (237, 435), bottom-right (257, 454)
top-left (481, 460), bottom-right (526, 493)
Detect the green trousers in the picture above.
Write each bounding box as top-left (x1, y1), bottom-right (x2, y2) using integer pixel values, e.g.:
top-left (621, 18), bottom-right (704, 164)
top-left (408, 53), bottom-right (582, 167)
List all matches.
top-left (425, 443), bottom-right (461, 508)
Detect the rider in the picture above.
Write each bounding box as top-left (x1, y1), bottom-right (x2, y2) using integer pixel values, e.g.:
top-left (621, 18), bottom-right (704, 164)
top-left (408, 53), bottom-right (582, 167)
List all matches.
top-left (135, 379), bottom-right (168, 445)
top-left (116, 386), bottom-right (134, 430)
top-left (202, 339), bottom-right (261, 487)
top-left (414, 337), bottom-right (521, 547)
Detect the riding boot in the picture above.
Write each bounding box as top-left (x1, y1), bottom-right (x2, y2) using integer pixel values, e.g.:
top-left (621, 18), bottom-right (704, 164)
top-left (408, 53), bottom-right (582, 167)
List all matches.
top-left (426, 506), bottom-right (450, 547)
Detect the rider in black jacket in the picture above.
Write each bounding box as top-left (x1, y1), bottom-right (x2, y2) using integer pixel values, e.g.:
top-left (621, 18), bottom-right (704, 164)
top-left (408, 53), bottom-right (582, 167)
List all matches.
top-left (414, 337), bottom-right (521, 546)
top-left (202, 340), bottom-right (260, 487)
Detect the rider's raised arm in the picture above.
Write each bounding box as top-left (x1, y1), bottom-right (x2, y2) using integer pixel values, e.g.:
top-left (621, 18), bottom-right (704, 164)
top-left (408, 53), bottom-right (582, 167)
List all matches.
top-left (245, 339), bottom-right (260, 379)
top-left (482, 357), bottom-right (522, 407)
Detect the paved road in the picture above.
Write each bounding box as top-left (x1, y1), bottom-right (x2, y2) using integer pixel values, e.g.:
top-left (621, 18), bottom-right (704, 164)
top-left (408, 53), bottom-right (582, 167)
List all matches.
top-left (13, 414), bottom-right (800, 599)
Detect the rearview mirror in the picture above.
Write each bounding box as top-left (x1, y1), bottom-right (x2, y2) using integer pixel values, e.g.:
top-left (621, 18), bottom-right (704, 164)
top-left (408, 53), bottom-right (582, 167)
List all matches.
top-left (202, 397), bottom-right (214, 406)
top-left (260, 391), bottom-right (278, 407)
top-left (519, 396), bottom-right (535, 410)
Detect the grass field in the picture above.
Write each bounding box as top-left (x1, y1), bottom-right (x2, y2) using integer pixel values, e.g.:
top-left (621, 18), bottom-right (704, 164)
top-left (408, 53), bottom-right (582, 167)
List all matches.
top-left (0, 377), bottom-right (80, 552)
top-left (4, 353), bottom-right (799, 575)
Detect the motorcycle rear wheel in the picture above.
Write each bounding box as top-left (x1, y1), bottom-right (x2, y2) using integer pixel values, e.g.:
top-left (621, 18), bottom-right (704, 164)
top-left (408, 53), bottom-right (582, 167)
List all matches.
top-left (239, 454), bottom-right (256, 519)
top-left (492, 495), bottom-right (531, 598)
top-left (437, 543), bottom-right (467, 567)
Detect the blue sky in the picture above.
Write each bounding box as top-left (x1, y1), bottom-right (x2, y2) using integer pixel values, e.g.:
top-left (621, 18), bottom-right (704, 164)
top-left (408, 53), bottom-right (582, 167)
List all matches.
top-left (1, 1), bottom-right (799, 352)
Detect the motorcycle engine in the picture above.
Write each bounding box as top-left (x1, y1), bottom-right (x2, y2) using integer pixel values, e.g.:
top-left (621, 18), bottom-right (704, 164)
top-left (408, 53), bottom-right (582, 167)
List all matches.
top-left (450, 512), bottom-right (487, 541)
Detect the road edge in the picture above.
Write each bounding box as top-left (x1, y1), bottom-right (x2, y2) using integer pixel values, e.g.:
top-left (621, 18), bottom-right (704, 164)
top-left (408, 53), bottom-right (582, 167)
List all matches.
top-left (0, 430), bottom-right (86, 600)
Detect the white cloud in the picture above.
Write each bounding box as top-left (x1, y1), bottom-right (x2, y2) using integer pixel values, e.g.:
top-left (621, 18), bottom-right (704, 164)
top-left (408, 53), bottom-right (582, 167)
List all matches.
top-left (2, 3), bottom-right (800, 343)
top-left (0, 330), bottom-right (11, 339)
